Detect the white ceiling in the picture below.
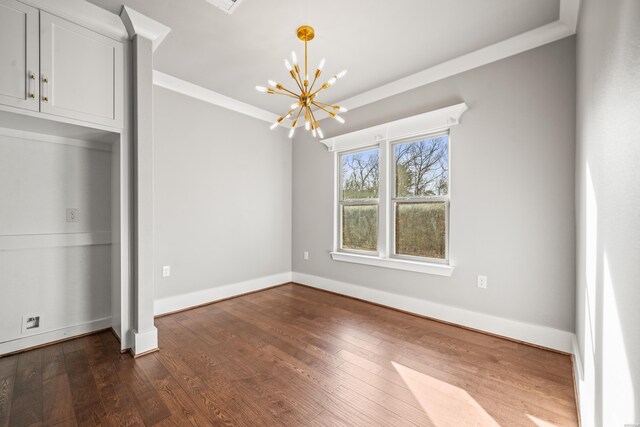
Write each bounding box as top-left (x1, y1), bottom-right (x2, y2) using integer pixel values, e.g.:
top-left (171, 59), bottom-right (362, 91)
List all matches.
top-left (88, 0), bottom-right (560, 115)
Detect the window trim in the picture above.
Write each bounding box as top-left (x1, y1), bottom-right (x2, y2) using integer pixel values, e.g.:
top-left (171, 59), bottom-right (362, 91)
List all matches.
top-left (326, 103), bottom-right (468, 276)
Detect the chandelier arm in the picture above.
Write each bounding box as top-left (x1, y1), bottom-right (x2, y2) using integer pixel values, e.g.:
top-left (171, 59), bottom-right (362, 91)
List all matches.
top-left (309, 106), bottom-right (320, 129)
top-left (312, 102), bottom-right (335, 116)
top-left (313, 100), bottom-right (335, 108)
top-left (310, 82), bottom-right (333, 97)
top-left (289, 71), bottom-right (305, 92)
top-left (278, 85), bottom-right (300, 97)
top-left (302, 103), bottom-right (309, 126)
top-left (294, 68), bottom-right (306, 91)
top-left (308, 74), bottom-right (320, 93)
top-left (272, 90), bottom-right (300, 99)
top-left (292, 104), bottom-right (304, 126)
top-left (281, 107), bottom-right (297, 120)
top-left (308, 106), bottom-right (317, 129)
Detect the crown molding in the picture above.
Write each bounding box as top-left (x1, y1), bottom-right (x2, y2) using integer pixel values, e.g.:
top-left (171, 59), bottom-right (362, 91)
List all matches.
top-left (559, 0), bottom-right (581, 32)
top-left (150, 0), bottom-right (580, 125)
top-left (334, 0), bottom-right (580, 114)
top-left (334, 21), bottom-right (574, 113)
top-left (153, 71), bottom-right (280, 124)
top-left (18, 0), bottom-right (128, 41)
top-left (120, 6), bottom-right (171, 51)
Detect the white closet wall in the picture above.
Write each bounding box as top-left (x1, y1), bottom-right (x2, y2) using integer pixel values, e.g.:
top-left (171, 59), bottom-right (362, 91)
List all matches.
top-left (0, 130), bottom-right (112, 352)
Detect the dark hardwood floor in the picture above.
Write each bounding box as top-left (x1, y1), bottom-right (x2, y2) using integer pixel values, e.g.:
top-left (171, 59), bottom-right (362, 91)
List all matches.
top-left (0, 283), bottom-right (578, 426)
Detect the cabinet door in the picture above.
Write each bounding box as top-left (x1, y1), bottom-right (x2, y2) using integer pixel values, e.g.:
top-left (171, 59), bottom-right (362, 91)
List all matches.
top-left (0, 0), bottom-right (39, 111)
top-left (40, 12), bottom-right (123, 128)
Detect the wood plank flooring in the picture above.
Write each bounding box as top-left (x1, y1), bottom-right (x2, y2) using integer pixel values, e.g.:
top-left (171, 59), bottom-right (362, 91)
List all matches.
top-left (0, 283), bottom-right (579, 426)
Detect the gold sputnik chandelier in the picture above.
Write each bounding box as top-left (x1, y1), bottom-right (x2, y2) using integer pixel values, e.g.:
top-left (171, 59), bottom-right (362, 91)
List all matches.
top-left (256, 25), bottom-right (348, 139)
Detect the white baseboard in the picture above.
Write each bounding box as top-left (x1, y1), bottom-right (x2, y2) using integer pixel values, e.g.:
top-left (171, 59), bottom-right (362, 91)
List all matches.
top-left (0, 317), bottom-right (111, 355)
top-left (133, 326), bottom-right (158, 355)
top-left (153, 272), bottom-right (293, 316)
top-left (152, 270), bottom-right (574, 353)
top-left (292, 272), bottom-right (574, 353)
top-left (571, 334), bottom-right (589, 427)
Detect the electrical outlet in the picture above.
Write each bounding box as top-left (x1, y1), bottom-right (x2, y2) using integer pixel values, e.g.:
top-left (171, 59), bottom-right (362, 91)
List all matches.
top-left (162, 266), bottom-right (171, 277)
top-left (477, 275), bottom-right (488, 289)
top-left (66, 208), bottom-right (79, 223)
top-left (22, 315), bottom-right (41, 334)
top-left (303, 251), bottom-right (309, 260)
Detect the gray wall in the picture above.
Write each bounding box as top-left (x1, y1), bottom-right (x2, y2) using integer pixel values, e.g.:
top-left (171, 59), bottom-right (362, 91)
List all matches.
top-left (153, 86), bottom-right (292, 301)
top-left (293, 37), bottom-right (576, 332)
top-left (0, 133), bottom-right (112, 346)
top-left (575, 0), bottom-right (640, 425)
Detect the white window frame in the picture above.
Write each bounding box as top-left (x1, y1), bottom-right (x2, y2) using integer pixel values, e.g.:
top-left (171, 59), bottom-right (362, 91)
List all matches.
top-left (324, 103), bottom-right (468, 276)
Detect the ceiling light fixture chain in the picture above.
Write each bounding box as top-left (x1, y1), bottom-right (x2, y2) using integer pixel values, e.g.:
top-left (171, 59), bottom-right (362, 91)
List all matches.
top-left (255, 25), bottom-right (348, 139)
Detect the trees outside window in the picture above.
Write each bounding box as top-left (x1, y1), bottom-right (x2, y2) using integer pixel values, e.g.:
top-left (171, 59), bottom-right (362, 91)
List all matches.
top-left (340, 148), bottom-right (379, 252)
top-left (393, 135), bottom-right (448, 260)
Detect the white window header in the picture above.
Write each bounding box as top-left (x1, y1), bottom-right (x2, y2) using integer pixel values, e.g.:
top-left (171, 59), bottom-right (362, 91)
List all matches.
top-left (321, 103), bottom-right (468, 152)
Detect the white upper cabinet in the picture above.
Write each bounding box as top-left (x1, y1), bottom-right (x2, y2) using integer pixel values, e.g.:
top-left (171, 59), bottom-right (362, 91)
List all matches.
top-left (0, 0), bottom-right (39, 111)
top-left (40, 11), bottom-right (123, 128)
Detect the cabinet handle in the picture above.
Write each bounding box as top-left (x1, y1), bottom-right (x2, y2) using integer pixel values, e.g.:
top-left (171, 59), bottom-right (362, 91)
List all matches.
top-left (42, 76), bottom-right (49, 103)
top-left (28, 73), bottom-right (36, 99)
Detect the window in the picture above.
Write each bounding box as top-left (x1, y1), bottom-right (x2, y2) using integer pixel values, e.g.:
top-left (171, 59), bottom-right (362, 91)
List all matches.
top-left (392, 134), bottom-right (449, 261)
top-left (339, 148), bottom-right (380, 252)
top-left (327, 103), bottom-right (467, 276)
top-left (336, 134), bottom-right (449, 264)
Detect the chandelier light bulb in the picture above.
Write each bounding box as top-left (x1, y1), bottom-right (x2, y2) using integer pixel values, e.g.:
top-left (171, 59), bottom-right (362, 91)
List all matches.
top-left (334, 115), bottom-right (345, 124)
top-left (337, 106), bottom-right (348, 112)
top-left (288, 127), bottom-right (296, 139)
top-left (291, 102), bottom-right (300, 109)
top-left (270, 121), bottom-right (279, 130)
top-left (291, 51), bottom-right (298, 65)
top-left (318, 58), bottom-right (326, 70)
top-left (317, 128), bottom-right (324, 139)
top-left (337, 69), bottom-right (348, 79)
top-left (328, 77), bottom-right (337, 86)
top-left (305, 120), bottom-right (311, 131)
top-left (284, 59), bottom-right (293, 71)
top-left (268, 80), bottom-right (277, 87)
top-left (312, 128), bottom-right (317, 137)
top-left (256, 86), bottom-right (267, 92)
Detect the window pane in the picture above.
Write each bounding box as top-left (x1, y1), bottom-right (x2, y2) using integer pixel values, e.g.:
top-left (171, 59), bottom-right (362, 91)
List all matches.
top-left (342, 204), bottom-right (378, 251)
top-left (341, 148), bottom-right (379, 200)
top-left (395, 135), bottom-right (448, 197)
top-left (395, 201), bottom-right (446, 259)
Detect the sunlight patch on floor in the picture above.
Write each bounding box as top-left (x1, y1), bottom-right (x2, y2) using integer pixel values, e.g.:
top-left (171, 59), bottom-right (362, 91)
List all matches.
top-left (527, 414), bottom-right (558, 427)
top-left (392, 361), bottom-right (499, 426)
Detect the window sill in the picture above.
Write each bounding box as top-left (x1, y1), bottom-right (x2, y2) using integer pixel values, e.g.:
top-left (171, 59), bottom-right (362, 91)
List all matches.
top-left (330, 252), bottom-right (454, 277)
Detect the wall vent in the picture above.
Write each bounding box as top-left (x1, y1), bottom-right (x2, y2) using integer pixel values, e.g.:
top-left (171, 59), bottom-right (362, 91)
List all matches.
top-left (205, 0), bottom-right (245, 15)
